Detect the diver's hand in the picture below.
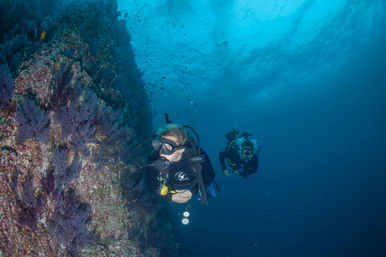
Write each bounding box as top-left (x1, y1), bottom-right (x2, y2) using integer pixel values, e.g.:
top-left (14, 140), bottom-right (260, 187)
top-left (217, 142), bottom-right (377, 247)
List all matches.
top-left (223, 169), bottom-right (231, 176)
top-left (171, 190), bottom-right (192, 203)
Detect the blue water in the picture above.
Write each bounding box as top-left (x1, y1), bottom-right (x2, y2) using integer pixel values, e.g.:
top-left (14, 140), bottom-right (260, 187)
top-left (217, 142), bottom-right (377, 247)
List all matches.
top-left (119, 1), bottom-right (386, 256)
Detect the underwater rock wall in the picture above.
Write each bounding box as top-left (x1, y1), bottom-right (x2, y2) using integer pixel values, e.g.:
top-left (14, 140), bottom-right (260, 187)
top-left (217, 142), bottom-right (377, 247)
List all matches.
top-left (0, 0), bottom-right (176, 256)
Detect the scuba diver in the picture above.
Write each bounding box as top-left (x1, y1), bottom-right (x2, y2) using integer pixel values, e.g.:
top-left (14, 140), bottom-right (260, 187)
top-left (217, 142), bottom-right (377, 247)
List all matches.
top-left (136, 114), bottom-right (219, 224)
top-left (145, 122), bottom-right (219, 205)
top-left (219, 129), bottom-right (261, 178)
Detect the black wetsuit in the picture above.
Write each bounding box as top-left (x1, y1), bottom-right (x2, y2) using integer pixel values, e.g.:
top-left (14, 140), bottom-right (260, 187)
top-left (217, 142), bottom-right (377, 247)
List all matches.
top-left (219, 137), bottom-right (259, 177)
top-left (146, 143), bottom-right (215, 201)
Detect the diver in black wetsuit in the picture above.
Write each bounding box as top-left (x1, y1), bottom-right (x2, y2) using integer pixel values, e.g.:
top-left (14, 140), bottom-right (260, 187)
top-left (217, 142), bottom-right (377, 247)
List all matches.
top-left (145, 124), bottom-right (218, 204)
top-left (219, 129), bottom-right (261, 178)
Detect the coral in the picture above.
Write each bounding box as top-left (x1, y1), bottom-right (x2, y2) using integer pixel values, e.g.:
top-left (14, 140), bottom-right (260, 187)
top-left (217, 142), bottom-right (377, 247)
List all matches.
top-left (70, 120), bottom-right (97, 154)
top-left (45, 145), bottom-right (95, 256)
top-left (0, 63), bottom-right (14, 109)
top-left (97, 106), bottom-right (131, 144)
top-left (50, 67), bottom-right (74, 112)
top-left (0, 0), bottom-right (61, 72)
top-left (0, 1), bottom-right (171, 256)
top-left (41, 169), bottom-right (55, 194)
top-left (14, 55), bottom-right (55, 106)
top-left (0, 34), bottom-right (39, 71)
top-left (48, 188), bottom-right (97, 256)
top-left (93, 67), bottom-right (115, 89)
top-left (51, 147), bottom-right (68, 176)
top-left (16, 97), bottom-right (50, 144)
top-left (56, 89), bottom-right (98, 140)
top-left (10, 170), bottom-right (45, 230)
top-left (52, 147), bottom-right (82, 191)
top-left (49, 146), bottom-right (95, 256)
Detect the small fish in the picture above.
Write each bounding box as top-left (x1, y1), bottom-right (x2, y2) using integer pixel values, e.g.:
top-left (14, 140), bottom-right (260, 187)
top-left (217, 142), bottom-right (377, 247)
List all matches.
top-left (27, 28), bottom-right (46, 42)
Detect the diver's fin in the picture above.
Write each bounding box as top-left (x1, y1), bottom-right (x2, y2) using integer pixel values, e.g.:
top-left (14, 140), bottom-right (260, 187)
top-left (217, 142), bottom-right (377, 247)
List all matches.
top-left (225, 129), bottom-right (239, 140)
top-left (206, 181), bottom-right (221, 198)
top-left (212, 180), bottom-right (221, 195)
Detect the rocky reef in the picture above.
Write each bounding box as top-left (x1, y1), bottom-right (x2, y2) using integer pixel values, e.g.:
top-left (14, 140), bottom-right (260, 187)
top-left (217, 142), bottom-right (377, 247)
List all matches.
top-left (0, 0), bottom-right (179, 256)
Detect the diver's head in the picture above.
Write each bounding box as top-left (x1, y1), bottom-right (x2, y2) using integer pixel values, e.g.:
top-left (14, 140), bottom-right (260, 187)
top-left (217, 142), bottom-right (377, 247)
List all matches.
top-left (241, 140), bottom-right (254, 159)
top-left (155, 124), bottom-right (187, 162)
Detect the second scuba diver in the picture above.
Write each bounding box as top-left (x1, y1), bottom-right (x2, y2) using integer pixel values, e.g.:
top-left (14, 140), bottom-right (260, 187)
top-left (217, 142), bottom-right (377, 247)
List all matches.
top-left (219, 129), bottom-right (261, 178)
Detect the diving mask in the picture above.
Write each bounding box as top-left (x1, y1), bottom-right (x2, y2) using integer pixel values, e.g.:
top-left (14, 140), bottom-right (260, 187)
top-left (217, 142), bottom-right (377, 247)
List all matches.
top-left (152, 137), bottom-right (185, 155)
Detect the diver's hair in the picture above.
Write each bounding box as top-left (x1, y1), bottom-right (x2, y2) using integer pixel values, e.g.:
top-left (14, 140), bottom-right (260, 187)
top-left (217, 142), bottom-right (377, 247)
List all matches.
top-left (157, 124), bottom-right (188, 145)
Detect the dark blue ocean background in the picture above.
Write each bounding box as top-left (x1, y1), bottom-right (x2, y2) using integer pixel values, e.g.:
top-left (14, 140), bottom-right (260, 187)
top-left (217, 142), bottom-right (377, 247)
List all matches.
top-left (118, 1), bottom-right (386, 256)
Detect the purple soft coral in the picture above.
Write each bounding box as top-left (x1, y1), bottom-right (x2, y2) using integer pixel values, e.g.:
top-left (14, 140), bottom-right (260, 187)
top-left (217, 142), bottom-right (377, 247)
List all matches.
top-left (97, 106), bottom-right (131, 144)
top-left (10, 170), bottom-right (45, 230)
top-left (70, 120), bottom-right (97, 154)
top-left (50, 67), bottom-right (74, 112)
top-left (56, 89), bottom-right (99, 153)
top-left (48, 146), bottom-right (95, 255)
top-left (51, 147), bottom-right (68, 175)
top-left (49, 188), bottom-right (97, 256)
top-left (0, 64), bottom-right (14, 109)
top-left (52, 147), bottom-right (81, 188)
top-left (41, 169), bottom-right (55, 194)
top-left (16, 97), bottom-right (50, 144)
